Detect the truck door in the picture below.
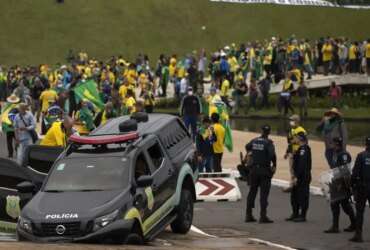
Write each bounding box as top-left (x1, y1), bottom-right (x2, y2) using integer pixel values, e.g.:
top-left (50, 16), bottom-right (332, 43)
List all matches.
top-left (0, 159), bottom-right (40, 233)
top-left (145, 140), bottom-right (176, 209)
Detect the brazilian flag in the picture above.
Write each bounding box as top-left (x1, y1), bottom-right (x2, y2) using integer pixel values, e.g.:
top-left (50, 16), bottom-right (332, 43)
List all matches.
top-left (74, 80), bottom-right (104, 112)
top-left (1, 103), bottom-right (17, 133)
top-left (215, 103), bottom-right (233, 153)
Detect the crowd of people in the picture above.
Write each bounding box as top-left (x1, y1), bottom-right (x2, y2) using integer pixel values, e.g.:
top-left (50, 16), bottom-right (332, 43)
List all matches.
top-left (0, 35), bottom-right (369, 167)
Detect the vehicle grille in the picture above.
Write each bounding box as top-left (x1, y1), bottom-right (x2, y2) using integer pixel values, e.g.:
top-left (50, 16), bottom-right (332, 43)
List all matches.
top-left (39, 221), bottom-right (82, 237)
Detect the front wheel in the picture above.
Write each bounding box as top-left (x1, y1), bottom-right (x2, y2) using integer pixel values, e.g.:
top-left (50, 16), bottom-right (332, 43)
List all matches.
top-left (16, 231), bottom-right (28, 242)
top-left (170, 188), bottom-right (193, 234)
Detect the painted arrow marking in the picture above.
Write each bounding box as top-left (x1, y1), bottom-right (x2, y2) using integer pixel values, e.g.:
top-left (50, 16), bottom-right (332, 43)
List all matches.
top-left (213, 179), bottom-right (235, 195)
top-left (198, 179), bottom-right (218, 196)
top-left (198, 179), bottom-right (235, 196)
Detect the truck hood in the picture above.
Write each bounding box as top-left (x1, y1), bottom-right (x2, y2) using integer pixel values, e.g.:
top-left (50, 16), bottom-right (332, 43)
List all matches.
top-left (22, 189), bottom-right (128, 221)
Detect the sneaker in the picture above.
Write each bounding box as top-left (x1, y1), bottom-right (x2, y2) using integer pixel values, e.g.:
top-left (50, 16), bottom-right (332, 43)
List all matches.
top-left (259, 217), bottom-right (274, 224)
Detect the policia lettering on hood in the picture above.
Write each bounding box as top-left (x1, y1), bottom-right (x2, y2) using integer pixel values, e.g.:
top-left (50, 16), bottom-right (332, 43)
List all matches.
top-left (45, 213), bottom-right (79, 220)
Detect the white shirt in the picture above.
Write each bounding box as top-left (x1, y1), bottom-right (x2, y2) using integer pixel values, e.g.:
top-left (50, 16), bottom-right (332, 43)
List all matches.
top-left (180, 78), bottom-right (188, 94)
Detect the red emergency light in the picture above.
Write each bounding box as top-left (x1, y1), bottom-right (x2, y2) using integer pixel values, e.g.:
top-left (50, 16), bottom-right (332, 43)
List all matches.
top-left (69, 132), bottom-right (139, 145)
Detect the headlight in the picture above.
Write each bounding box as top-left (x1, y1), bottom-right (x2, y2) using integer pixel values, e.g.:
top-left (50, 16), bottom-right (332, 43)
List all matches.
top-left (93, 210), bottom-right (119, 232)
top-left (18, 216), bottom-right (32, 233)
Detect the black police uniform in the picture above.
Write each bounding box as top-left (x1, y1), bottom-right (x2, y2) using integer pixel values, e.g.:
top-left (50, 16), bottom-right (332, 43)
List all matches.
top-left (290, 143), bottom-right (312, 221)
top-left (325, 149), bottom-right (356, 233)
top-left (245, 136), bottom-right (276, 222)
top-left (350, 146), bottom-right (370, 242)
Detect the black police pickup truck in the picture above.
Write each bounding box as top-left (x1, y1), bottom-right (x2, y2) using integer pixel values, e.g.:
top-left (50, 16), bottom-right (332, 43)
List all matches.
top-left (0, 113), bottom-right (198, 244)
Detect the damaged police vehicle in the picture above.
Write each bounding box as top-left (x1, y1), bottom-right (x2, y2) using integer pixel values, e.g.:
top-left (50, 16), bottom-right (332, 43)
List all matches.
top-left (0, 113), bottom-right (198, 244)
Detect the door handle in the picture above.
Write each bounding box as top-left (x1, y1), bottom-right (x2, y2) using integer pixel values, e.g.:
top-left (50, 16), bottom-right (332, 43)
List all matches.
top-left (168, 168), bottom-right (173, 176)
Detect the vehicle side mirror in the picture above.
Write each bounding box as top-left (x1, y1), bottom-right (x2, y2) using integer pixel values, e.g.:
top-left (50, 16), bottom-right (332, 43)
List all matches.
top-left (136, 175), bottom-right (153, 188)
top-left (16, 181), bottom-right (35, 194)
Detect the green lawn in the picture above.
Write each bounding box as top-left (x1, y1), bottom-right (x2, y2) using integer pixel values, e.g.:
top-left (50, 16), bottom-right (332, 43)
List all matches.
top-left (0, 0), bottom-right (369, 66)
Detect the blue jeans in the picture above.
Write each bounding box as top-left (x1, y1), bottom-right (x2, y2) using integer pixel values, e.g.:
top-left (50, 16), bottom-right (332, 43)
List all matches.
top-left (325, 148), bottom-right (335, 168)
top-left (199, 155), bottom-right (213, 173)
top-left (183, 115), bottom-right (198, 140)
top-left (17, 138), bottom-right (32, 165)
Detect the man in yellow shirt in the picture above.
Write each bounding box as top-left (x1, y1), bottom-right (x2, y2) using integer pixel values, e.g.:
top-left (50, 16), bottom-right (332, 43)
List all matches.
top-left (348, 42), bottom-right (358, 73)
top-left (322, 40), bottom-right (333, 76)
top-left (220, 77), bottom-right (230, 108)
top-left (211, 113), bottom-right (225, 172)
top-left (39, 86), bottom-right (58, 114)
top-left (125, 89), bottom-right (136, 115)
top-left (40, 117), bottom-right (74, 147)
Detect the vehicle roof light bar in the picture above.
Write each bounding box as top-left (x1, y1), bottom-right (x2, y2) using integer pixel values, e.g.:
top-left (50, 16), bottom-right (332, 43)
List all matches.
top-left (69, 132), bottom-right (139, 145)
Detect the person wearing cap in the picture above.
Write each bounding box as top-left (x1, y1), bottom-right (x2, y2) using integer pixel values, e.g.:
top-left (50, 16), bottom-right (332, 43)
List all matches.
top-left (2, 94), bottom-right (20, 158)
top-left (349, 137), bottom-right (370, 243)
top-left (323, 137), bottom-right (356, 234)
top-left (13, 103), bottom-right (36, 164)
top-left (317, 108), bottom-right (348, 168)
top-left (286, 132), bottom-right (311, 222)
top-left (180, 86), bottom-right (202, 141)
top-left (245, 124), bottom-right (277, 223)
top-left (284, 115), bottom-right (307, 192)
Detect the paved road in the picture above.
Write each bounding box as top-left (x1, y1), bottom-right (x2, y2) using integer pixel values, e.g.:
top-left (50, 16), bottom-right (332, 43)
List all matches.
top-left (194, 180), bottom-right (370, 250)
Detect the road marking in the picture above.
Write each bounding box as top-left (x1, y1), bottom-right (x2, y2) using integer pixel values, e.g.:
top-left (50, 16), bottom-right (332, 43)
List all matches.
top-left (230, 170), bottom-right (324, 196)
top-left (248, 237), bottom-right (297, 250)
top-left (190, 226), bottom-right (297, 249)
top-left (196, 175), bottom-right (242, 202)
top-left (190, 225), bottom-right (217, 238)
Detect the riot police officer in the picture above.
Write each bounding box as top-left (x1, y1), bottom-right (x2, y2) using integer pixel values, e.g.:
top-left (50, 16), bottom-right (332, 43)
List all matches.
top-left (349, 137), bottom-right (370, 243)
top-left (286, 132), bottom-right (311, 222)
top-left (245, 125), bottom-right (277, 223)
top-left (324, 137), bottom-right (356, 234)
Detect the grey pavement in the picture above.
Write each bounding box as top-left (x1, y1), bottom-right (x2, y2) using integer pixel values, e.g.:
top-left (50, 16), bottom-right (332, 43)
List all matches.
top-left (194, 180), bottom-right (370, 250)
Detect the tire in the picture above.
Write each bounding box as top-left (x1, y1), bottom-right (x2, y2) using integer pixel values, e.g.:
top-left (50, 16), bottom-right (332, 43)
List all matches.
top-left (124, 233), bottom-right (143, 245)
top-left (16, 231), bottom-right (28, 242)
top-left (170, 188), bottom-right (193, 234)
top-left (124, 221), bottom-right (144, 245)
